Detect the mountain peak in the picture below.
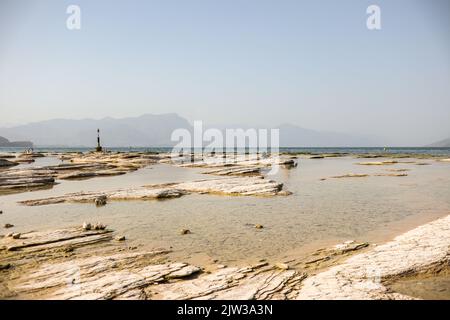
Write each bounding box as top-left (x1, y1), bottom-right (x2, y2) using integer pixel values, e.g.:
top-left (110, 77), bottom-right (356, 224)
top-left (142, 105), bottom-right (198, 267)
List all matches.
top-left (0, 136), bottom-right (33, 148)
top-left (426, 138), bottom-right (450, 148)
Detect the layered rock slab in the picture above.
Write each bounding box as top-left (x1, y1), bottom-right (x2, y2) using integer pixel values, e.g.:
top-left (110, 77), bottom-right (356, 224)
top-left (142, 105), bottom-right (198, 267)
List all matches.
top-left (20, 177), bottom-right (287, 206)
top-left (297, 215), bottom-right (450, 300)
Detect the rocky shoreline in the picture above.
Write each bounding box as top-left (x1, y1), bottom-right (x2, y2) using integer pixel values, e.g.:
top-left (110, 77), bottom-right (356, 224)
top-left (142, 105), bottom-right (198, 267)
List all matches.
top-left (0, 215), bottom-right (448, 300)
top-left (0, 151), bottom-right (295, 195)
top-left (0, 150), bottom-right (449, 299)
top-left (297, 215), bottom-right (450, 300)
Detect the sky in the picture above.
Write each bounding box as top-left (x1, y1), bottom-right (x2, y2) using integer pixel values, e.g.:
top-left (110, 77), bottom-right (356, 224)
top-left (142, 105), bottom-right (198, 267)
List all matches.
top-left (0, 0), bottom-right (449, 146)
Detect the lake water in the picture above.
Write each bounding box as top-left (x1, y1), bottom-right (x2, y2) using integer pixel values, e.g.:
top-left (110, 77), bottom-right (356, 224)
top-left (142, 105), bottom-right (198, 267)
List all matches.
top-left (2, 146), bottom-right (450, 156)
top-left (1, 154), bottom-right (450, 267)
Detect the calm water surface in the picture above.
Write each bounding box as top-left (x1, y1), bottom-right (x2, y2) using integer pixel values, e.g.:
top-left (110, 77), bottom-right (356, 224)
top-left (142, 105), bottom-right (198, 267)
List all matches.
top-left (1, 156), bottom-right (449, 265)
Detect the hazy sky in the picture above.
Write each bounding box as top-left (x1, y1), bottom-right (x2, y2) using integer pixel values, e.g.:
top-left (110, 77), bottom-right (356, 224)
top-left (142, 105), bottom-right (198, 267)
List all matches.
top-left (1, 0), bottom-right (449, 145)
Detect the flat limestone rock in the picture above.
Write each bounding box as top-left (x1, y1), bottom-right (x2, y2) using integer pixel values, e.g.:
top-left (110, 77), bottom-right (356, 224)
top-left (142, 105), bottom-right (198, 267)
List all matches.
top-left (202, 166), bottom-right (261, 176)
top-left (57, 169), bottom-right (127, 180)
top-left (66, 153), bottom-right (157, 169)
top-left (0, 227), bottom-right (113, 252)
top-left (330, 173), bottom-right (369, 179)
top-left (42, 163), bottom-right (111, 171)
top-left (150, 265), bottom-right (304, 300)
top-left (13, 252), bottom-right (200, 300)
top-left (0, 168), bottom-right (58, 193)
top-left (1, 224), bottom-right (303, 300)
top-left (0, 170), bottom-right (57, 192)
top-left (18, 152), bottom-right (45, 158)
top-left (1, 224), bottom-right (198, 300)
top-left (356, 161), bottom-right (398, 166)
top-left (323, 172), bottom-right (408, 180)
top-left (20, 177), bottom-right (287, 206)
top-left (373, 173), bottom-right (408, 177)
top-left (4, 216), bottom-right (447, 300)
top-left (0, 153), bottom-right (160, 194)
top-left (173, 177), bottom-right (283, 196)
top-left (297, 215), bottom-right (450, 300)
top-left (302, 241), bottom-right (369, 268)
top-left (0, 154), bottom-right (16, 159)
top-left (171, 154), bottom-right (296, 174)
top-left (19, 187), bottom-right (186, 206)
top-left (0, 159), bottom-right (19, 168)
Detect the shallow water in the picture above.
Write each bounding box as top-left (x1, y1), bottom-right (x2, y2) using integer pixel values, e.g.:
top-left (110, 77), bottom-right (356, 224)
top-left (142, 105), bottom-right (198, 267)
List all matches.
top-left (389, 270), bottom-right (450, 300)
top-left (1, 156), bottom-right (449, 266)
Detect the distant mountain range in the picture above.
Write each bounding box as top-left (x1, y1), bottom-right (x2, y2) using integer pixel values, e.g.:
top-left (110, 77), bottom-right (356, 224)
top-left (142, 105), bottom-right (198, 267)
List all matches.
top-left (0, 113), bottom-right (389, 148)
top-left (0, 114), bottom-right (190, 148)
top-left (276, 123), bottom-right (381, 147)
top-left (426, 138), bottom-right (450, 148)
top-left (0, 136), bottom-right (33, 148)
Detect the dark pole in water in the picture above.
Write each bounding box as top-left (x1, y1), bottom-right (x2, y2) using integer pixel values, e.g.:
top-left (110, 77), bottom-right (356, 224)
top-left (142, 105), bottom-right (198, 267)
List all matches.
top-left (96, 128), bottom-right (103, 152)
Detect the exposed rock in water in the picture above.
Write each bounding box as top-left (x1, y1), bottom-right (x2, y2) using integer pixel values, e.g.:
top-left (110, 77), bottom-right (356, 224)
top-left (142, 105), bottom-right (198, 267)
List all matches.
top-left (58, 170), bottom-right (127, 180)
top-left (94, 196), bottom-right (107, 207)
top-left (93, 223), bottom-right (107, 230)
top-left (171, 177), bottom-right (284, 196)
top-left (169, 153), bottom-right (294, 167)
top-left (1, 224), bottom-right (303, 300)
top-left (202, 166), bottom-right (261, 176)
top-left (275, 263), bottom-right (289, 270)
top-left (1, 217), bottom-right (447, 300)
top-left (0, 159), bottom-right (19, 168)
top-left (0, 152), bottom-right (161, 194)
top-left (331, 173), bottom-right (369, 179)
top-left (324, 172), bottom-right (407, 180)
top-left (168, 154), bottom-right (296, 178)
top-left (0, 263), bottom-right (12, 270)
top-left (356, 154), bottom-right (384, 159)
top-left (12, 158), bottom-right (35, 164)
top-left (356, 161), bottom-right (398, 166)
top-left (82, 222), bottom-right (92, 231)
top-left (11, 253), bottom-right (198, 299)
top-left (11, 233), bottom-right (21, 239)
top-left (0, 154), bottom-right (16, 159)
top-left (0, 168), bottom-right (57, 194)
top-left (297, 215), bottom-right (450, 300)
top-left (20, 177), bottom-right (288, 206)
top-left (300, 240), bottom-right (370, 269)
top-left (0, 226), bottom-right (112, 252)
top-left (385, 168), bottom-right (411, 172)
top-left (373, 173), bottom-right (408, 177)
